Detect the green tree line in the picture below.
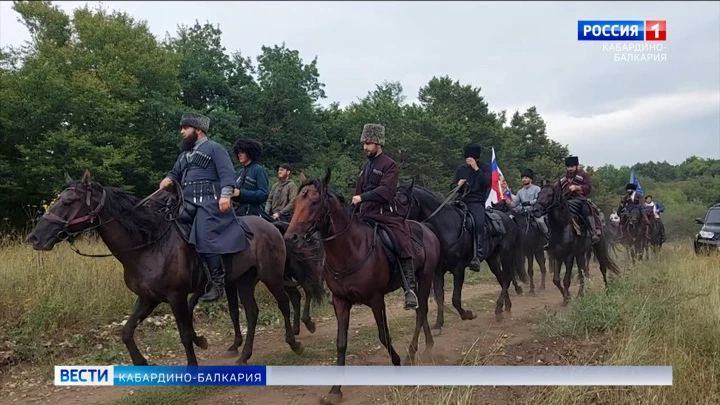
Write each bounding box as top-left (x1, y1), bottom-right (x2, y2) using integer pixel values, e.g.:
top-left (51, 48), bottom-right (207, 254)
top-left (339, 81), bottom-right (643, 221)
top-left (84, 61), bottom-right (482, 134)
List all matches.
top-left (0, 1), bottom-right (717, 238)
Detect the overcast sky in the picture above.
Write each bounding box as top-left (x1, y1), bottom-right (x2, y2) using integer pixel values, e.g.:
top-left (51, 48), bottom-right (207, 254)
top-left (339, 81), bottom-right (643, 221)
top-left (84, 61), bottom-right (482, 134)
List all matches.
top-left (1, 1), bottom-right (718, 167)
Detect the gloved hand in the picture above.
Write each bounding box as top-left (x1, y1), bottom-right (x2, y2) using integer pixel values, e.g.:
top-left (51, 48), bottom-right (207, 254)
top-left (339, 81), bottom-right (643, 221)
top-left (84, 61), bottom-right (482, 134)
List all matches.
top-left (521, 201), bottom-right (531, 207)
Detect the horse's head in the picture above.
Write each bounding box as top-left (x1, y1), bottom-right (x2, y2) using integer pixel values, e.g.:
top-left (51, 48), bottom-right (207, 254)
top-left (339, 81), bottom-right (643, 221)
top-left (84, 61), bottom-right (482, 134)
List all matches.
top-left (27, 170), bottom-right (107, 250)
top-left (285, 168), bottom-right (346, 244)
top-left (533, 183), bottom-right (562, 216)
top-left (396, 180), bottom-right (420, 220)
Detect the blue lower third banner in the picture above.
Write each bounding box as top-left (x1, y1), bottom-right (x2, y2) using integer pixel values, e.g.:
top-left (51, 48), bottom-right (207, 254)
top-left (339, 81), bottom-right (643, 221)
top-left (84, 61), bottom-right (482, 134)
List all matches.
top-left (54, 365), bottom-right (673, 386)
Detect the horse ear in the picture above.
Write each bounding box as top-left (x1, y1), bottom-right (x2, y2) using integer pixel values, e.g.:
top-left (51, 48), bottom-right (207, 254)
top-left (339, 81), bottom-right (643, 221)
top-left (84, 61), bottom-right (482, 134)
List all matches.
top-left (408, 178), bottom-right (415, 193)
top-left (64, 172), bottom-right (73, 185)
top-left (323, 168), bottom-right (331, 185)
top-left (81, 170), bottom-right (92, 184)
top-left (299, 170), bottom-right (307, 183)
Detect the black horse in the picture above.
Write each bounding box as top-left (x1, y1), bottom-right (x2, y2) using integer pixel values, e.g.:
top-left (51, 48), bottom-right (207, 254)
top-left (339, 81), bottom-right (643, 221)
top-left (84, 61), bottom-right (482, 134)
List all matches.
top-left (493, 200), bottom-right (548, 294)
top-left (533, 184), bottom-right (620, 305)
top-left (397, 184), bottom-right (528, 325)
top-left (619, 204), bottom-right (648, 263)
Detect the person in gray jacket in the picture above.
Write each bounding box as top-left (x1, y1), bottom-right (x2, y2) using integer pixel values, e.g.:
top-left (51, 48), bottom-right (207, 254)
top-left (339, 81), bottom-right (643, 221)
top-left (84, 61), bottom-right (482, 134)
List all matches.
top-left (511, 169), bottom-right (550, 249)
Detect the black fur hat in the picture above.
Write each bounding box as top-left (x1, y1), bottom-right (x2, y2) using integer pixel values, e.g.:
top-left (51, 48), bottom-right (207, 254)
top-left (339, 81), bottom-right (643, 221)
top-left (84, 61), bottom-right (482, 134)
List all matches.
top-left (521, 168), bottom-right (535, 180)
top-left (464, 145), bottom-right (482, 159)
top-left (232, 139), bottom-right (262, 162)
top-left (565, 156), bottom-right (579, 167)
top-left (626, 183), bottom-right (637, 191)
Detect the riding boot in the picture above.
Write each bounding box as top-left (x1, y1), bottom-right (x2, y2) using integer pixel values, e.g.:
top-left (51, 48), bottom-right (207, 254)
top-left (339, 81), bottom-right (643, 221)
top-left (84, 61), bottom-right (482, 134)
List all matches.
top-left (200, 254), bottom-right (226, 302)
top-left (586, 216), bottom-right (600, 244)
top-left (469, 226), bottom-right (487, 271)
top-left (536, 216), bottom-right (550, 250)
top-left (400, 258), bottom-right (418, 310)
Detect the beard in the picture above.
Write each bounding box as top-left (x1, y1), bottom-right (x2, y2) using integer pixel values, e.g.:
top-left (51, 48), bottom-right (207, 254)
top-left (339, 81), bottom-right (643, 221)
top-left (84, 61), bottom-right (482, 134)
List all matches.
top-left (179, 131), bottom-right (198, 151)
top-left (366, 149), bottom-right (377, 158)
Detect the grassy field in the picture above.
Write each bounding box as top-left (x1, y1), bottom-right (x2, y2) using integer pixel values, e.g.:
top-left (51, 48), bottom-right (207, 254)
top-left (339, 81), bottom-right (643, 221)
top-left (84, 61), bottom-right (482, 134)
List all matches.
top-left (2, 234), bottom-right (719, 404)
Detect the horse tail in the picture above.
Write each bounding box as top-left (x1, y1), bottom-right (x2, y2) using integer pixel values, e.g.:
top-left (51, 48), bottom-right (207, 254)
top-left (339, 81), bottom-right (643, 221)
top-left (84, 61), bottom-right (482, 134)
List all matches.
top-left (594, 234), bottom-right (621, 275)
top-left (512, 226), bottom-right (529, 284)
top-left (284, 239), bottom-right (326, 305)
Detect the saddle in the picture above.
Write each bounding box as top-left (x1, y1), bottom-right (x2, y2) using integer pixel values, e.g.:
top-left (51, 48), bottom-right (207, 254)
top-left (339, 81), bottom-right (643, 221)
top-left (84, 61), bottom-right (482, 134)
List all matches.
top-left (361, 219), bottom-right (424, 287)
top-left (451, 201), bottom-right (507, 237)
top-left (567, 199), bottom-right (602, 237)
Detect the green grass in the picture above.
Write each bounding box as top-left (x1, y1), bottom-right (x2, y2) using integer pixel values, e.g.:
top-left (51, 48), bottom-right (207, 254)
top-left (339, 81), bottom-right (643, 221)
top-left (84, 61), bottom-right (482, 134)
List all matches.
top-left (533, 244), bottom-right (720, 405)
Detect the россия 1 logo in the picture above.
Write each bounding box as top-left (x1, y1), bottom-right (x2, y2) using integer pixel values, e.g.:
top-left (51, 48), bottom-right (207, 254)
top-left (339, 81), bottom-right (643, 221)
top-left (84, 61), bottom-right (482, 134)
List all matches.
top-left (577, 20), bottom-right (667, 62)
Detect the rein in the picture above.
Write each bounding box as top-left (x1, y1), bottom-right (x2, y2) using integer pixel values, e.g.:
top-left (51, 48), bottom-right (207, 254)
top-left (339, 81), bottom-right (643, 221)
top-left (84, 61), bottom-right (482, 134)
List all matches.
top-left (420, 184), bottom-right (463, 223)
top-left (45, 184), bottom-right (182, 258)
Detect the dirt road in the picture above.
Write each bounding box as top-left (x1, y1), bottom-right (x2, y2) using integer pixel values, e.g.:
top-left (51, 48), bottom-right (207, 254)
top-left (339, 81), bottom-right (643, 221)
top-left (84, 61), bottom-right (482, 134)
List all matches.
top-left (3, 269), bottom-right (608, 405)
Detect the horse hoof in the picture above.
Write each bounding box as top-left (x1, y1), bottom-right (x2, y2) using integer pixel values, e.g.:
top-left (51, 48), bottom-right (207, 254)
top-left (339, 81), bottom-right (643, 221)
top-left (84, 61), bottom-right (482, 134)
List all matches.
top-left (320, 392), bottom-right (343, 405)
top-left (431, 323), bottom-right (442, 330)
top-left (495, 313), bottom-right (504, 322)
top-left (305, 321), bottom-right (317, 334)
top-left (293, 327), bottom-right (301, 336)
top-left (222, 349), bottom-right (239, 359)
top-left (291, 341), bottom-right (304, 355)
top-left (529, 289), bottom-right (536, 296)
top-left (462, 311), bottom-right (476, 320)
top-left (195, 335), bottom-right (208, 350)
top-left (515, 287), bottom-right (524, 295)
top-left (236, 358), bottom-right (249, 365)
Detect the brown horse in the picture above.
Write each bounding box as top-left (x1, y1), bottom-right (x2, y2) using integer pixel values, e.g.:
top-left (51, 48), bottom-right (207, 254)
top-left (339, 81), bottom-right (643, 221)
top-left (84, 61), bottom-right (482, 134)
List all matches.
top-left (534, 184), bottom-right (620, 305)
top-left (27, 171), bottom-right (322, 366)
top-left (284, 170), bottom-right (440, 405)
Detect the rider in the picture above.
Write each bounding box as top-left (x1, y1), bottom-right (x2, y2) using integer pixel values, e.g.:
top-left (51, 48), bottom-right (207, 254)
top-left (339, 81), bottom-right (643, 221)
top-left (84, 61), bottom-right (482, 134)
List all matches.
top-left (266, 163), bottom-right (299, 222)
top-left (453, 144), bottom-right (492, 271)
top-left (511, 168), bottom-right (550, 249)
top-left (644, 195), bottom-right (666, 242)
top-left (617, 183), bottom-right (647, 238)
top-left (352, 123), bottom-right (418, 310)
top-left (558, 155), bottom-right (600, 244)
top-left (231, 139), bottom-right (271, 221)
top-left (160, 112), bottom-right (251, 302)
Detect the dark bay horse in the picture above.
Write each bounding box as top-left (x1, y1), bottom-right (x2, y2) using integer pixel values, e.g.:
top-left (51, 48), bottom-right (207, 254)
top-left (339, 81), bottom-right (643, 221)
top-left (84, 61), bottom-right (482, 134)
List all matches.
top-left (493, 200), bottom-right (548, 294)
top-left (645, 213), bottom-right (664, 257)
top-left (397, 184), bottom-right (527, 326)
top-left (284, 170), bottom-right (440, 405)
top-left (619, 205), bottom-right (649, 263)
top-left (533, 184), bottom-right (620, 305)
top-left (27, 171), bottom-right (322, 366)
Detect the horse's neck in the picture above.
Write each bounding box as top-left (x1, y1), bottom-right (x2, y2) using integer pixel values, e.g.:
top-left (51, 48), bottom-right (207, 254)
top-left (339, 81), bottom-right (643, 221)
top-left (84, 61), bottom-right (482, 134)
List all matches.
top-left (321, 204), bottom-right (365, 261)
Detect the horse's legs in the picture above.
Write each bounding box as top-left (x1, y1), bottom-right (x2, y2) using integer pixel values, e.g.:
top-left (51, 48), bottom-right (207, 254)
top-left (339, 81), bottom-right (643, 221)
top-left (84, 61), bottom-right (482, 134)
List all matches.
top-left (370, 296), bottom-right (402, 366)
top-left (551, 253), bottom-right (564, 302)
top-left (286, 285), bottom-right (302, 335)
top-left (562, 257), bottom-right (574, 306)
top-left (451, 266), bottom-right (476, 320)
top-left (535, 250), bottom-right (547, 290)
top-left (223, 280), bottom-right (244, 358)
top-left (322, 295), bottom-right (352, 405)
top-left (527, 253), bottom-right (536, 295)
top-left (431, 270), bottom-right (445, 330)
top-left (487, 255), bottom-right (508, 321)
top-left (264, 274), bottom-right (303, 355)
top-left (236, 280), bottom-right (259, 365)
top-left (407, 265), bottom-right (434, 364)
top-left (575, 253), bottom-right (586, 298)
top-left (122, 297), bottom-right (159, 366)
top-left (167, 293), bottom-right (199, 366)
top-left (301, 285), bottom-right (316, 333)
top-left (186, 293), bottom-right (209, 350)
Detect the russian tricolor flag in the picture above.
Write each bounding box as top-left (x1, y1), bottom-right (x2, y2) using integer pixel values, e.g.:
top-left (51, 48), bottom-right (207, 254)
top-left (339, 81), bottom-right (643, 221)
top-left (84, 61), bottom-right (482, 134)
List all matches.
top-left (485, 148), bottom-right (513, 208)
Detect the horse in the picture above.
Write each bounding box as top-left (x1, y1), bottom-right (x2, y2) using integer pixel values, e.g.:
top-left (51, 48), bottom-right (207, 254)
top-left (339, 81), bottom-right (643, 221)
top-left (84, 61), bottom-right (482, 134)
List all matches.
top-left (619, 204), bottom-right (648, 263)
top-left (284, 170), bottom-right (440, 405)
top-left (644, 212), bottom-right (664, 257)
top-left (533, 184), bottom-right (620, 305)
top-left (27, 171), bottom-right (323, 366)
top-left (396, 184), bottom-right (527, 326)
top-left (493, 200), bottom-right (548, 294)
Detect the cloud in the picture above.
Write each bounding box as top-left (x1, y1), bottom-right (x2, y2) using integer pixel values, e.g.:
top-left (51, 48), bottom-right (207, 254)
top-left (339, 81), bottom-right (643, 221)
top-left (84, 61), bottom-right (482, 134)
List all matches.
top-left (543, 90), bottom-right (720, 143)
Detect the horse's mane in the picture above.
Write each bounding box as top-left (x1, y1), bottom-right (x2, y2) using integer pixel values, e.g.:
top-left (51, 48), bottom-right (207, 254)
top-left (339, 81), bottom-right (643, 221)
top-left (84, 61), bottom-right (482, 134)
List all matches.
top-left (404, 184), bottom-right (443, 209)
top-left (300, 178), bottom-right (350, 208)
top-left (89, 182), bottom-right (171, 246)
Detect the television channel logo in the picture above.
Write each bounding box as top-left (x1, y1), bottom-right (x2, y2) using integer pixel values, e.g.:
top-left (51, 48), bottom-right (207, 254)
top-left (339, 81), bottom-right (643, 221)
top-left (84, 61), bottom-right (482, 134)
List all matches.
top-left (577, 20), bottom-right (666, 41)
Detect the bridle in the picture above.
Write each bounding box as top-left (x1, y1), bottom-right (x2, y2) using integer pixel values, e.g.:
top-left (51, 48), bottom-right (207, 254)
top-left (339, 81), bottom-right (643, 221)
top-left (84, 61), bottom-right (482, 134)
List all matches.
top-left (42, 183), bottom-right (179, 257)
top-left (44, 183), bottom-right (108, 242)
top-left (301, 184), bottom-right (357, 243)
top-left (534, 184), bottom-right (565, 216)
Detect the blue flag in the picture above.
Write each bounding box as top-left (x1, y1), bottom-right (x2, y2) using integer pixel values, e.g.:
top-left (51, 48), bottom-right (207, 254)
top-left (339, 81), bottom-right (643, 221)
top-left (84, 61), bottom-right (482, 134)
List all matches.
top-left (629, 169), bottom-right (643, 195)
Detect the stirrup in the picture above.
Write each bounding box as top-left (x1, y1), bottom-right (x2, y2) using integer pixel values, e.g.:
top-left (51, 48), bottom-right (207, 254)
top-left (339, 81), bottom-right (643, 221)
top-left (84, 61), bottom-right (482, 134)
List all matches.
top-left (404, 290), bottom-right (418, 310)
